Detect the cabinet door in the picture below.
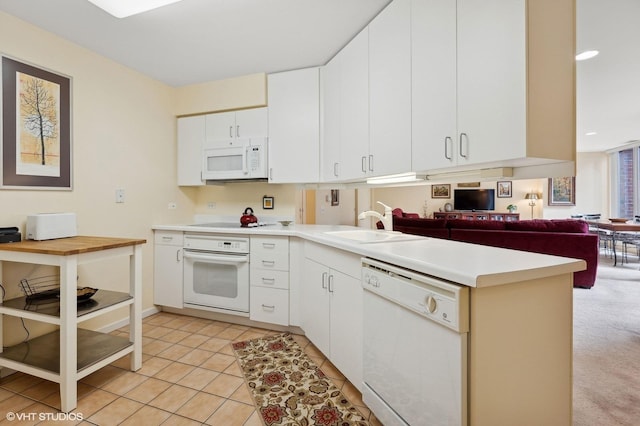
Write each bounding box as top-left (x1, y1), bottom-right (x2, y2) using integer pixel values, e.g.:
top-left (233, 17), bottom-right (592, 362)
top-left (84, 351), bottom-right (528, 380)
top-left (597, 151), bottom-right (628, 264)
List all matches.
top-left (301, 258), bottom-right (331, 357)
top-left (235, 107), bottom-right (268, 139)
top-left (340, 27), bottom-right (370, 181)
top-left (321, 55), bottom-right (342, 182)
top-left (177, 116), bottom-right (205, 186)
top-left (457, 0), bottom-right (526, 165)
top-left (369, 0), bottom-right (412, 177)
top-left (153, 243), bottom-right (183, 309)
top-left (205, 111), bottom-right (237, 147)
top-left (268, 67), bottom-right (320, 183)
top-left (411, 0), bottom-right (457, 172)
top-left (329, 269), bottom-right (363, 391)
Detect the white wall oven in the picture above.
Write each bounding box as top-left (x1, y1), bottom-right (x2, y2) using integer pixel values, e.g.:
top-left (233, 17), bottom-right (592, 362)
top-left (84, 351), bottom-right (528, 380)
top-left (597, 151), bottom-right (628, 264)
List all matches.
top-left (183, 234), bottom-right (250, 315)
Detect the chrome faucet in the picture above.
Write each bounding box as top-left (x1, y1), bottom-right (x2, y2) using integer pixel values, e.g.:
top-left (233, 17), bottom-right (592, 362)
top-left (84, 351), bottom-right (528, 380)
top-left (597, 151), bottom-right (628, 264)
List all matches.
top-left (358, 201), bottom-right (393, 231)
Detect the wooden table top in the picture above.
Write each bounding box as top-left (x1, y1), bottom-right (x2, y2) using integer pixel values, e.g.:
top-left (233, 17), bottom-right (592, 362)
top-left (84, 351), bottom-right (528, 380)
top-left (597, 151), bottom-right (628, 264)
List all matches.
top-left (0, 236), bottom-right (146, 256)
top-left (587, 220), bottom-right (640, 232)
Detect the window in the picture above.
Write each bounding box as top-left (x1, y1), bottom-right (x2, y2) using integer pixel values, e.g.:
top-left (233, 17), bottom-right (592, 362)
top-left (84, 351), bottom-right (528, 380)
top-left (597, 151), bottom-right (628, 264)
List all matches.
top-left (611, 147), bottom-right (637, 218)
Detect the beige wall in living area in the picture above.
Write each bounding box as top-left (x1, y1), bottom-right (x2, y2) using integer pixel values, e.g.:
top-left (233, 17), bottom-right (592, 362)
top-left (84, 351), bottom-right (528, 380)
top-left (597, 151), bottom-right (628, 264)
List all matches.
top-left (0, 11), bottom-right (197, 344)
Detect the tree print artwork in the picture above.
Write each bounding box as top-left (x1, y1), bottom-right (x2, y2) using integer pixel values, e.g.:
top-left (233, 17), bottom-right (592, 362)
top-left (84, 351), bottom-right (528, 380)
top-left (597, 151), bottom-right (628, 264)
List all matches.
top-left (17, 72), bottom-right (61, 177)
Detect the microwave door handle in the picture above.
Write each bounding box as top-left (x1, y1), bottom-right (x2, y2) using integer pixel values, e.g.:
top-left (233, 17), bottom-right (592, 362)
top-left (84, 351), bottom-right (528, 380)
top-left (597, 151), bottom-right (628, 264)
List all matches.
top-left (183, 252), bottom-right (248, 264)
top-left (243, 146), bottom-right (249, 175)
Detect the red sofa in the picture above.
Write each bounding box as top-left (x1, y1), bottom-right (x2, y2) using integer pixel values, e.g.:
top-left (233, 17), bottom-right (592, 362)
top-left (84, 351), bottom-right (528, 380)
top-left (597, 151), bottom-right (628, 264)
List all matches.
top-left (391, 215), bottom-right (598, 288)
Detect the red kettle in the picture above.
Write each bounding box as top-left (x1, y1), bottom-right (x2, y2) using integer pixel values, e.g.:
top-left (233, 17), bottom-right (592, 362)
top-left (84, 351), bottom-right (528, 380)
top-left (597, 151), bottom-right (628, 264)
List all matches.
top-left (240, 207), bottom-right (258, 227)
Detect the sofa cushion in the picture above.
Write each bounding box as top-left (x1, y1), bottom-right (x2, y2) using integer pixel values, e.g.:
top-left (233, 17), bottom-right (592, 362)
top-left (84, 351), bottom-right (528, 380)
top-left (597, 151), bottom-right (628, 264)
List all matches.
top-left (505, 219), bottom-right (588, 233)
top-left (394, 217), bottom-right (447, 228)
top-left (446, 219), bottom-right (507, 230)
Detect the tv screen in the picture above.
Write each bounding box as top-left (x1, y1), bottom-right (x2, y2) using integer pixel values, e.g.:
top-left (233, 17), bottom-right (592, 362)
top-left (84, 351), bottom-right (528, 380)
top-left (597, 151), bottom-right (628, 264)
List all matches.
top-left (453, 189), bottom-right (495, 211)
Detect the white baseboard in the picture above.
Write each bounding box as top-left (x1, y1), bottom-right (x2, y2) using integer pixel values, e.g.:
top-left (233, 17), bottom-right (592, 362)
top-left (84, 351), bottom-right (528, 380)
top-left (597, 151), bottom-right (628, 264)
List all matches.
top-left (97, 306), bottom-right (161, 333)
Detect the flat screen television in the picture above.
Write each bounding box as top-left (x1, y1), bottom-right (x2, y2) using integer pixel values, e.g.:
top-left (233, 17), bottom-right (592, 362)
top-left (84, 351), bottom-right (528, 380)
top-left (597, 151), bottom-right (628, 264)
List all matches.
top-left (453, 189), bottom-right (495, 211)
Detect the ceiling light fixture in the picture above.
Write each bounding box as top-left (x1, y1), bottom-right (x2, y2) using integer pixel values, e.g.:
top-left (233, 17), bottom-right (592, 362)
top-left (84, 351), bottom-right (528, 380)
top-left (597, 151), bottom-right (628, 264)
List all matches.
top-left (575, 50), bottom-right (599, 61)
top-left (87, 0), bottom-right (184, 18)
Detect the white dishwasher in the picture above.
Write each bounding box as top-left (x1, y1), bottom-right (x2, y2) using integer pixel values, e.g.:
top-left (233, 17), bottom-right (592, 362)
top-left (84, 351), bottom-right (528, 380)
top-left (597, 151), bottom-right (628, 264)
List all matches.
top-left (361, 258), bottom-right (469, 426)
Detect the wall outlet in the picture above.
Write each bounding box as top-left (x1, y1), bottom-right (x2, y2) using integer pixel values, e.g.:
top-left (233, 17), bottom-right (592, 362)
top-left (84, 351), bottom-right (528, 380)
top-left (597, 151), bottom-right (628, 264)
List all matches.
top-left (115, 189), bottom-right (125, 203)
top-left (168, 202), bottom-right (177, 210)
top-left (207, 202), bottom-right (216, 209)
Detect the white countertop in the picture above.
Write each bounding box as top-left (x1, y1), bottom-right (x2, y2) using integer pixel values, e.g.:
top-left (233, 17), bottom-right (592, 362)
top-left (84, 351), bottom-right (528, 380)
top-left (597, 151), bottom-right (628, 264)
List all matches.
top-left (152, 223), bottom-right (585, 288)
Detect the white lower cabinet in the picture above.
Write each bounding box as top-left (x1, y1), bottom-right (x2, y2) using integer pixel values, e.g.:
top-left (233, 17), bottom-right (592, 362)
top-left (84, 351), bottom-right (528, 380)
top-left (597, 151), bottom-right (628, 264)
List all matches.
top-left (153, 231), bottom-right (184, 309)
top-left (250, 235), bottom-right (290, 326)
top-left (302, 242), bottom-right (363, 390)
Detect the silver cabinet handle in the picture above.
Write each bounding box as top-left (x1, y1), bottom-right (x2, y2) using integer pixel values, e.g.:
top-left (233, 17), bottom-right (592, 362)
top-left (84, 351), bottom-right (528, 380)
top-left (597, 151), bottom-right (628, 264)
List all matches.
top-left (229, 126), bottom-right (233, 138)
top-left (328, 274), bottom-right (334, 293)
top-left (459, 133), bottom-right (468, 158)
top-left (369, 155), bottom-right (374, 172)
top-left (362, 156), bottom-right (367, 173)
top-left (322, 272), bottom-right (328, 289)
top-left (445, 136), bottom-right (453, 160)
top-left (261, 304), bottom-right (275, 310)
top-left (161, 236), bottom-right (173, 242)
top-left (236, 125), bottom-right (240, 138)
top-left (176, 249), bottom-right (181, 262)
top-left (262, 277), bottom-right (276, 285)
top-left (334, 162), bottom-right (339, 177)
top-left (262, 260), bottom-right (276, 267)
top-left (269, 167), bottom-right (273, 180)
top-left (262, 243), bottom-right (276, 249)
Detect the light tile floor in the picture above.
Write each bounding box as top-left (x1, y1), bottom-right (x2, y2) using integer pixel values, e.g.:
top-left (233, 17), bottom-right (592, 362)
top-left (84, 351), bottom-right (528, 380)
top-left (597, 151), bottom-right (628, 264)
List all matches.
top-left (0, 312), bottom-right (381, 425)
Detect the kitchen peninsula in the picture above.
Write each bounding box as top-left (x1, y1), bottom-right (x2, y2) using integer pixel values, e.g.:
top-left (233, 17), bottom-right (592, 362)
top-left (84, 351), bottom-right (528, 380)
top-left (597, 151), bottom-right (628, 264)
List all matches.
top-left (154, 222), bottom-right (584, 425)
top-left (0, 236), bottom-right (146, 412)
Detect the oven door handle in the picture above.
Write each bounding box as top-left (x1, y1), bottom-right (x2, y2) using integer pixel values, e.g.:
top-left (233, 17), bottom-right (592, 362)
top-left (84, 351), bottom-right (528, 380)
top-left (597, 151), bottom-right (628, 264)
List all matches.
top-left (183, 251), bottom-right (249, 264)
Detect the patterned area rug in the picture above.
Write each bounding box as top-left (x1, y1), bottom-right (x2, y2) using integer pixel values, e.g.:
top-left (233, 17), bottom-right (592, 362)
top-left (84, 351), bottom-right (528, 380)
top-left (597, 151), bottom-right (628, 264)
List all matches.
top-left (232, 333), bottom-right (369, 426)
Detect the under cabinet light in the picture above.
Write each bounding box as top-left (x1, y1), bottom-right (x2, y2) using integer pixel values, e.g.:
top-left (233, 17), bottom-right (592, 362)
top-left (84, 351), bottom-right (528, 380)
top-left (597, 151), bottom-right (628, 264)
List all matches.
top-left (87, 0), bottom-right (184, 18)
top-left (576, 50), bottom-right (599, 61)
top-left (366, 172), bottom-right (426, 185)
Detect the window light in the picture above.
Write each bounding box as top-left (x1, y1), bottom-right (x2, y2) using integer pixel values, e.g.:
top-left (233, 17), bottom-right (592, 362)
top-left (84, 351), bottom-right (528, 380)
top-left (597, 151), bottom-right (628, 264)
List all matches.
top-left (87, 0), bottom-right (184, 18)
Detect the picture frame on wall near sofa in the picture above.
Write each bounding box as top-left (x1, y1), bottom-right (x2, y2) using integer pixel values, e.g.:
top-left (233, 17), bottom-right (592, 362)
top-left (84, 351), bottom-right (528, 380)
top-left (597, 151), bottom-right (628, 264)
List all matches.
top-left (497, 181), bottom-right (512, 198)
top-left (1, 55), bottom-right (72, 190)
top-left (431, 184), bottom-right (451, 198)
top-left (548, 177), bottom-right (576, 206)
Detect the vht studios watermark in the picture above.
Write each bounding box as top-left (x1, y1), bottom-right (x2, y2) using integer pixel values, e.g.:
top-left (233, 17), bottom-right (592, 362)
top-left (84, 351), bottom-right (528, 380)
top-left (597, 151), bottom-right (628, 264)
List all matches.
top-left (5, 411), bottom-right (84, 422)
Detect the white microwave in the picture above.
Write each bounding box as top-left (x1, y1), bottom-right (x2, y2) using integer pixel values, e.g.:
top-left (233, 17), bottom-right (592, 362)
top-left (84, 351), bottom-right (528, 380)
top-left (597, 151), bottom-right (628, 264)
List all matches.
top-left (202, 138), bottom-right (268, 181)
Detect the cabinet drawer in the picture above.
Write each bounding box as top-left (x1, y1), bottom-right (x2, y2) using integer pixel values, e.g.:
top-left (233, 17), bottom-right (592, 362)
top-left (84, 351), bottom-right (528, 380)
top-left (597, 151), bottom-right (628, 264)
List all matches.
top-left (250, 236), bottom-right (289, 254)
top-left (251, 268), bottom-right (289, 290)
top-left (154, 231), bottom-right (184, 246)
top-left (251, 250), bottom-right (289, 271)
top-left (250, 287), bottom-right (289, 326)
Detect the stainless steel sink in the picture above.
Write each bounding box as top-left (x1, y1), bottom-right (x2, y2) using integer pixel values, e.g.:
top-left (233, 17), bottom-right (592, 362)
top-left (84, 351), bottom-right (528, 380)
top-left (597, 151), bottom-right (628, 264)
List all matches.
top-left (323, 230), bottom-right (421, 243)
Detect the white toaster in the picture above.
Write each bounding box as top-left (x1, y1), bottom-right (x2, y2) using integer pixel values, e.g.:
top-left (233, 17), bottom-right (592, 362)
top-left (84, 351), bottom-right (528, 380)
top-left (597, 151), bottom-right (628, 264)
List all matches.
top-left (26, 213), bottom-right (77, 240)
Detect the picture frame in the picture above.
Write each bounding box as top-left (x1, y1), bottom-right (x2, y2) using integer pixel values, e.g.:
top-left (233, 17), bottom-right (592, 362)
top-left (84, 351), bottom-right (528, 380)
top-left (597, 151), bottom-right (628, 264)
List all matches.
top-left (431, 184), bottom-right (451, 199)
top-left (548, 177), bottom-right (575, 206)
top-left (1, 56), bottom-right (72, 189)
top-left (497, 181), bottom-right (512, 198)
top-left (330, 189), bottom-right (339, 206)
top-left (262, 195), bottom-right (274, 209)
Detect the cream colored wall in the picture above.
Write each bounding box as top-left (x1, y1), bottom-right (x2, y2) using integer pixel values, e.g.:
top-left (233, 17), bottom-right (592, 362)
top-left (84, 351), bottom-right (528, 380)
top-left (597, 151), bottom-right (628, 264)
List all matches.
top-left (0, 12), bottom-right (198, 343)
top-left (315, 189), bottom-right (357, 225)
top-left (175, 73), bottom-right (267, 116)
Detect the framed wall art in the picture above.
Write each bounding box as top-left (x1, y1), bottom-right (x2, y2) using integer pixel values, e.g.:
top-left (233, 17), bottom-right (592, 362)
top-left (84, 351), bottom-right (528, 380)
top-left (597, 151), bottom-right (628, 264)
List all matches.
top-left (431, 184), bottom-right (451, 199)
top-left (263, 195), bottom-right (274, 209)
top-left (548, 177), bottom-right (575, 206)
top-left (497, 181), bottom-right (512, 198)
top-left (1, 56), bottom-right (72, 189)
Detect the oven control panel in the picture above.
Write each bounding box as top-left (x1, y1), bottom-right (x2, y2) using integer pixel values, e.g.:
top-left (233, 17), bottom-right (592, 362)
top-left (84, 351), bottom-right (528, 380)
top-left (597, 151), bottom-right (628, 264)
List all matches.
top-left (184, 234), bottom-right (250, 253)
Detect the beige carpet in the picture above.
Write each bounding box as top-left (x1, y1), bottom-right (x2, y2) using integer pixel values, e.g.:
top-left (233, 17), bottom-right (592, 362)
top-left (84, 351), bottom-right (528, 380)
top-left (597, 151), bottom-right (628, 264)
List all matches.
top-left (573, 254), bottom-right (640, 425)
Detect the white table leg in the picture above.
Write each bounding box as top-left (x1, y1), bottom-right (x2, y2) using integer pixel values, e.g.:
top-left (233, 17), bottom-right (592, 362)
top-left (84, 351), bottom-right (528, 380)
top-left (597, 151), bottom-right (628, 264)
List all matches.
top-left (130, 244), bottom-right (142, 371)
top-left (59, 255), bottom-right (78, 413)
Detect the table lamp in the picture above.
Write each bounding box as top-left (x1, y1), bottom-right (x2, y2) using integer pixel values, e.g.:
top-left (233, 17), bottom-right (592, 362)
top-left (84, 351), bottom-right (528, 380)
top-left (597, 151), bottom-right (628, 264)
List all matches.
top-left (525, 193), bottom-right (540, 219)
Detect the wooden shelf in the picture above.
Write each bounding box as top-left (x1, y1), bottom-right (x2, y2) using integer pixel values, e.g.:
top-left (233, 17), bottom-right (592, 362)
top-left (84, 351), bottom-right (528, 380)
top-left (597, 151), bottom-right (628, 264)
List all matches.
top-left (434, 212), bottom-right (520, 221)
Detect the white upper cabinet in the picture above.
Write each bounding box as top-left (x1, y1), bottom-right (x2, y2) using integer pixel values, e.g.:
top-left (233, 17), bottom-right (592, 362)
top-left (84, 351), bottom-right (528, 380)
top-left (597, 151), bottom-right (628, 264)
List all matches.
top-left (412, 0), bottom-right (575, 173)
top-left (205, 107), bottom-right (268, 148)
top-left (320, 27), bottom-right (370, 182)
top-left (177, 115), bottom-right (205, 186)
top-left (268, 67), bottom-right (320, 183)
top-left (411, 0), bottom-right (457, 171)
top-left (369, 0), bottom-right (412, 177)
